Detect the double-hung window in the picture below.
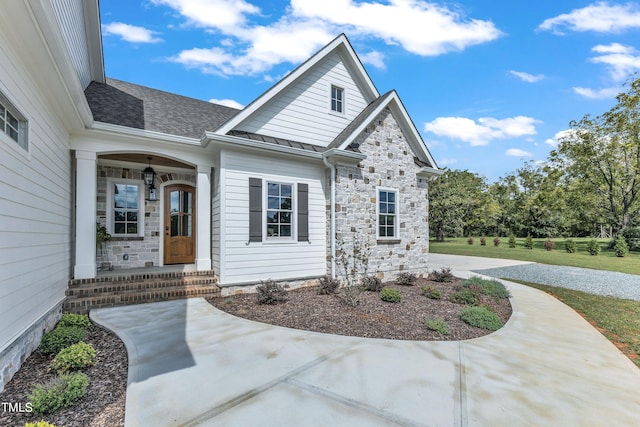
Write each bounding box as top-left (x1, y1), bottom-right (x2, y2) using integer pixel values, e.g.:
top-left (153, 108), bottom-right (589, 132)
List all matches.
top-left (378, 188), bottom-right (398, 239)
top-left (267, 182), bottom-right (293, 238)
top-left (330, 85), bottom-right (344, 113)
top-left (108, 179), bottom-right (144, 237)
top-left (0, 93), bottom-right (28, 151)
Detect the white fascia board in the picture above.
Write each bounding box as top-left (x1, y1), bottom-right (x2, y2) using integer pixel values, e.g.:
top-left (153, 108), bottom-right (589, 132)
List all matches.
top-left (205, 132), bottom-right (323, 160)
top-left (322, 148), bottom-right (367, 166)
top-left (215, 34), bottom-right (379, 135)
top-left (89, 121), bottom-right (203, 146)
top-left (337, 91), bottom-right (440, 170)
top-left (26, 0), bottom-right (94, 128)
top-left (83, 0), bottom-right (105, 83)
top-left (417, 167), bottom-right (444, 180)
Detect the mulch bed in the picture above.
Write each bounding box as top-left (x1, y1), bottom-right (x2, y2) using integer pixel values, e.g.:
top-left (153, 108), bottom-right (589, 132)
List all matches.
top-left (208, 277), bottom-right (512, 341)
top-left (0, 324), bottom-right (128, 427)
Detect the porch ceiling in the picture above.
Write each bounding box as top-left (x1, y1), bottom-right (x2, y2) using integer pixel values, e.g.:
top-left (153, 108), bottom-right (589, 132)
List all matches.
top-left (99, 153), bottom-right (193, 169)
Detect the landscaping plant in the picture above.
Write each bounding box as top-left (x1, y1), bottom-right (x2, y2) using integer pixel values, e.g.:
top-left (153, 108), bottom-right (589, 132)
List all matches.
top-left (449, 288), bottom-right (480, 305)
top-left (363, 275), bottom-right (383, 292)
top-left (565, 238), bottom-right (577, 253)
top-left (493, 237), bottom-right (501, 247)
top-left (380, 288), bottom-right (401, 303)
top-left (430, 266), bottom-right (454, 283)
top-left (58, 313), bottom-right (91, 329)
top-left (460, 306), bottom-right (503, 331)
top-left (467, 236), bottom-right (474, 245)
top-left (335, 237), bottom-right (371, 307)
top-left (508, 235), bottom-right (516, 248)
top-left (256, 280), bottom-right (287, 304)
top-left (52, 342), bottom-right (96, 373)
top-left (586, 238), bottom-right (601, 255)
top-left (421, 285), bottom-right (442, 300)
top-left (396, 272), bottom-right (417, 286)
top-left (613, 236), bottom-right (629, 257)
top-left (462, 277), bottom-right (510, 299)
top-left (39, 326), bottom-right (87, 355)
top-left (317, 275), bottom-right (340, 295)
top-left (425, 318), bottom-right (449, 335)
top-left (524, 235), bottom-right (534, 250)
top-left (480, 236), bottom-right (487, 246)
top-left (29, 372), bottom-right (89, 415)
top-left (544, 239), bottom-right (555, 251)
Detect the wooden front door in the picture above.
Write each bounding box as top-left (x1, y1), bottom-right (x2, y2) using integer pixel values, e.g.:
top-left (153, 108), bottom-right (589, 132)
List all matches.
top-left (164, 184), bottom-right (195, 265)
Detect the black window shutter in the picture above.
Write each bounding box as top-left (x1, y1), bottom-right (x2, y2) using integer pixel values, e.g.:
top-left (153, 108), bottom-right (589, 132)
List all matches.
top-left (298, 183), bottom-right (309, 242)
top-left (249, 178), bottom-right (262, 242)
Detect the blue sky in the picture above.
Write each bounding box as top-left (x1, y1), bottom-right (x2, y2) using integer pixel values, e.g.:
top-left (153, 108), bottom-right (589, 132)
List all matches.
top-left (100, 1), bottom-right (640, 182)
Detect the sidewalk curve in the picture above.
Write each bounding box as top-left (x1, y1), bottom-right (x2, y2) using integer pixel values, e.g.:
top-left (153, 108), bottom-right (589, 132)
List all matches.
top-left (91, 254), bottom-right (640, 426)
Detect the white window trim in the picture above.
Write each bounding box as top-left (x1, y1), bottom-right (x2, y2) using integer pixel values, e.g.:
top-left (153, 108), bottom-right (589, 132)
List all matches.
top-left (329, 84), bottom-right (345, 116)
top-left (106, 178), bottom-right (145, 238)
top-left (263, 180), bottom-right (297, 243)
top-left (0, 90), bottom-right (29, 154)
top-left (376, 187), bottom-right (399, 240)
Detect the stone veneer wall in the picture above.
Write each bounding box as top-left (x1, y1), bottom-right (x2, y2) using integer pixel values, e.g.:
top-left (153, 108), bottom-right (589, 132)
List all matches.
top-left (96, 165), bottom-right (195, 270)
top-left (0, 303), bottom-right (61, 393)
top-left (331, 108), bottom-right (430, 279)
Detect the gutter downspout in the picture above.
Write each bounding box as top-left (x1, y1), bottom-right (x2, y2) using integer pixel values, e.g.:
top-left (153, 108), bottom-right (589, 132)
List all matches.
top-left (323, 156), bottom-right (336, 278)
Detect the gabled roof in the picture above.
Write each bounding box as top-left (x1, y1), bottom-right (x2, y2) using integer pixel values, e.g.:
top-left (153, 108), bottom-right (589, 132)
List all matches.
top-left (85, 78), bottom-right (240, 139)
top-left (215, 33), bottom-right (380, 135)
top-left (330, 90), bottom-right (439, 169)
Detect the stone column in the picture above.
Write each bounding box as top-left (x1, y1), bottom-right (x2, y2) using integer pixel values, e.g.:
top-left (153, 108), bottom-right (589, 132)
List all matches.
top-left (74, 150), bottom-right (97, 279)
top-left (195, 165), bottom-right (212, 271)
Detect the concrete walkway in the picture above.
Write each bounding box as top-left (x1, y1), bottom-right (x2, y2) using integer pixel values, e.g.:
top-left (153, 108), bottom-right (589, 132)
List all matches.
top-left (91, 254), bottom-right (640, 426)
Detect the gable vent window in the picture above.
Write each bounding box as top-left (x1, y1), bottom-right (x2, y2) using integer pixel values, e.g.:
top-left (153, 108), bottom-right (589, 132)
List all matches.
top-left (0, 93), bottom-right (28, 151)
top-left (331, 85), bottom-right (344, 113)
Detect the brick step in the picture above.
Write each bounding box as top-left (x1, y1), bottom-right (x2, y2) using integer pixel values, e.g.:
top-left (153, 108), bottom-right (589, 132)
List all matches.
top-left (63, 284), bottom-right (221, 314)
top-left (66, 276), bottom-right (218, 297)
top-left (68, 269), bottom-right (217, 287)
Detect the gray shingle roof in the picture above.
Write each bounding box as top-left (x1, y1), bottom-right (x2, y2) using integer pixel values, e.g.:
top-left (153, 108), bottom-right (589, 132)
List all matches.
top-left (84, 78), bottom-right (240, 139)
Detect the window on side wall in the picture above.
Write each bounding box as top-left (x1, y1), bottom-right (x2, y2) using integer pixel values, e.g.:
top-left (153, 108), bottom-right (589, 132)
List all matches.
top-left (330, 85), bottom-right (344, 114)
top-left (377, 188), bottom-right (398, 239)
top-left (108, 180), bottom-right (144, 237)
top-left (266, 182), bottom-right (294, 238)
top-left (0, 92), bottom-right (28, 151)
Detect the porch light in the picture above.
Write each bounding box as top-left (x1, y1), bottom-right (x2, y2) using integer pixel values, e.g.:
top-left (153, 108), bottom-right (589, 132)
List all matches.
top-left (148, 184), bottom-right (158, 201)
top-left (143, 157), bottom-right (156, 186)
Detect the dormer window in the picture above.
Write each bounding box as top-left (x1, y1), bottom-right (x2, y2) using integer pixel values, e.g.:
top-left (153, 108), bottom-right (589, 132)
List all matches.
top-left (331, 85), bottom-right (344, 113)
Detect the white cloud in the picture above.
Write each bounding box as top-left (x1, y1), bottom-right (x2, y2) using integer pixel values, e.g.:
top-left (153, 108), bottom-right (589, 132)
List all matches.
top-left (545, 129), bottom-right (575, 146)
top-left (538, 2), bottom-right (640, 34)
top-left (154, 0), bottom-right (502, 76)
top-left (359, 51), bottom-right (386, 70)
top-left (505, 148), bottom-right (533, 157)
top-left (437, 157), bottom-right (458, 166)
top-left (589, 43), bottom-right (640, 81)
top-left (508, 70), bottom-right (544, 83)
top-left (424, 116), bottom-right (541, 146)
top-left (102, 22), bottom-right (163, 43)
top-left (573, 86), bottom-right (620, 99)
top-left (209, 98), bottom-right (244, 109)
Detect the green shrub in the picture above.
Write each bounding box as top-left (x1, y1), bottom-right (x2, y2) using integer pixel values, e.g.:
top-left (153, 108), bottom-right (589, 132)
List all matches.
top-left (460, 306), bottom-right (503, 331)
top-left (524, 235), bottom-right (533, 250)
top-left (493, 237), bottom-right (501, 247)
top-left (613, 236), bottom-right (629, 257)
top-left (24, 421), bottom-right (60, 427)
top-left (58, 313), bottom-right (91, 329)
top-left (467, 236), bottom-right (474, 245)
top-left (623, 227), bottom-right (640, 251)
top-left (363, 275), bottom-right (383, 292)
top-left (586, 238), bottom-right (601, 255)
top-left (543, 239), bottom-right (555, 251)
top-left (462, 277), bottom-right (510, 299)
top-left (449, 288), bottom-right (480, 305)
top-left (380, 288), bottom-right (401, 303)
top-left (39, 326), bottom-right (86, 355)
top-left (29, 372), bottom-right (89, 415)
top-left (425, 318), bottom-right (449, 335)
top-left (480, 236), bottom-right (487, 246)
top-left (52, 342), bottom-right (96, 373)
top-left (256, 280), bottom-right (287, 304)
top-left (318, 275), bottom-right (340, 295)
top-left (395, 272), bottom-right (417, 286)
top-left (565, 238), bottom-right (577, 253)
top-left (508, 235), bottom-right (516, 248)
top-left (430, 266), bottom-right (454, 283)
top-left (421, 285), bottom-right (442, 299)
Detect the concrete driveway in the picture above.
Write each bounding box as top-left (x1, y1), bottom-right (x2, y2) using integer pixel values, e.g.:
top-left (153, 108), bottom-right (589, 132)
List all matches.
top-left (91, 255), bottom-right (640, 426)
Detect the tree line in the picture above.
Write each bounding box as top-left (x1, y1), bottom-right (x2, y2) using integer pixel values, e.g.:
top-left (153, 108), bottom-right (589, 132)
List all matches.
top-left (429, 76), bottom-right (640, 242)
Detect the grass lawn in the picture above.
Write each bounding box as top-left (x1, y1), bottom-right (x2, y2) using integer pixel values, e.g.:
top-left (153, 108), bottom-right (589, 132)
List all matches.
top-left (510, 280), bottom-right (640, 368)
top-left (430, 237), bottom-right (640, 275)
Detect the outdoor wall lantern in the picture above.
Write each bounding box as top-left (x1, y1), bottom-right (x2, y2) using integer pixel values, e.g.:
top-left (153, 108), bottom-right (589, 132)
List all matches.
top-left (143, 157), bottom-right (157, 201)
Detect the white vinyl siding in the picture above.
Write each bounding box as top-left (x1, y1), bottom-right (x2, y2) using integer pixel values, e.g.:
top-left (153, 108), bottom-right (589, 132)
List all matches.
top-left (0, 31), bottom-right (72, 354)
top-left (237, 51), bottom-right (369, 147)
top-left (218, 150), bottom-right (326, 284)
top-left (50, 0), bottom-right (92, 89)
